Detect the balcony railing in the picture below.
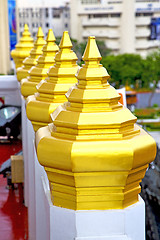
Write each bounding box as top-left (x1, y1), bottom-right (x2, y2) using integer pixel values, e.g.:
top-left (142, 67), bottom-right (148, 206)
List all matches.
top-left (82, 18), bottom-right (120, 27)
top-left (82, 29), bottom-right (120, 39)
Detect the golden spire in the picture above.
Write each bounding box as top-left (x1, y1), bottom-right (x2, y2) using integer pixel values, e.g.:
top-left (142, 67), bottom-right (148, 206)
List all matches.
top-left (21, 29), bottom-right (59, 98)
top-left (52, 36), bottom-right (137, 140)
top-left (83, 36), bottom-right (101, 61)
top-left (26, 31), bottom-right (79, 131)
top-left (11, 24), bottom-right (34, 69)
top-left (36, 36), bottom-right (156, 211)
top-left (17, 27), bottom-right (46, 82)
top-left (59, 31), bottom-right (72, 48)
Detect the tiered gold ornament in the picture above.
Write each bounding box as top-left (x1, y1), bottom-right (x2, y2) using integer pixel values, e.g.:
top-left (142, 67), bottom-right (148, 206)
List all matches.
top-left (17, 27), bottom-right (46, 82)
top-left (21, 29), bottom-right (58, 99)
top-left (26, 31), bottom-right (79, 131)
top-left (36, 36), bottom-right (156, 210)
top-left (11, 24), bottom-right (34, 69)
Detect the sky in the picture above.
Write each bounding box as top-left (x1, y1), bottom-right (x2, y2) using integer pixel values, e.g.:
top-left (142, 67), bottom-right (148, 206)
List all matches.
top-left (17, 0), bottom-right (69, 8)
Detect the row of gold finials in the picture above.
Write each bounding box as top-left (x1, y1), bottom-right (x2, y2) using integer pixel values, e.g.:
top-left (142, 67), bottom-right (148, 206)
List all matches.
top-left (12, 25), bottom-right (79, 131)
top-left (11, 24), bottom-right (138, 137)
top-left (11, 24), bottom-right (157, 211)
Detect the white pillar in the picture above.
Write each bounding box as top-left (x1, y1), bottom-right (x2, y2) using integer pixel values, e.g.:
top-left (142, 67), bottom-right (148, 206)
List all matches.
top-left (120, 0), bottom-right (135, 54)
top-left (38, 177), bottom-right (145, 240)
top-left (22, 95), bottom-right (51, 240)
top-left (48, 196), bottom-right (145, 240)
top-left (21, 97), bottom-right (29, 207)
top-left (22, 97), bottom-right (36, 240)
top-left (70, 0), bottom-right (79, 40)
top-left (0, 0), bottom-right (11, 74)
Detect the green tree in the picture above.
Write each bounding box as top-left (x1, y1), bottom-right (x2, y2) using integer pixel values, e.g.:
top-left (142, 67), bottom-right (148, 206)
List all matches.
top-left (141, 50), bottom-right (160, 106)
top-left (101, 54), bottom-right (143, 88)
top-left (141, 50), bottom-right (160, 88)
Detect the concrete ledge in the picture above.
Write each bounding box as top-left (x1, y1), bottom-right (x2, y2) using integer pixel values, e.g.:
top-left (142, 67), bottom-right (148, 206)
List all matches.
top-left (41, 176), bottom-right (145, 240)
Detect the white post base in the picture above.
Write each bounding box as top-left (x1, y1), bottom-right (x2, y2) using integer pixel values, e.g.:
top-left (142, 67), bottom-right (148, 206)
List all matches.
top-left (47, 190), bottom-right (145, 240)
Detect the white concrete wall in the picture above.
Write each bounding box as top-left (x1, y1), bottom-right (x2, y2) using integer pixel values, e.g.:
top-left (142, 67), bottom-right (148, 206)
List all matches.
top-left (0, 75), bottom-right (145, 240)
top-left (0, 75), bottom-right (21, 106)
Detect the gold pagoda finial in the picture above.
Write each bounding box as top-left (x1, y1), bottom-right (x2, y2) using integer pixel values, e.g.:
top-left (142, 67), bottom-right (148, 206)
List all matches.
top-left (21, 29), bottom-right (59, 99)
top-left (83, 36), bottom-right (101, 61)
top-left (59, 31), bottom-right (72, 49)
top-left (36, 26), bottom-right (44, 38)
top-left (26, 31), bottom-right (79, 131)
top-left (35, 36), bottom-right (156, 211)
top-left (11, 24), bottom-right (34, 69)
top-left (24, 23), bottom-right (29, 31)
top-left (17, 27), bottom-right (46, 82)
top-left (46, 29), bottom-right (56, 42)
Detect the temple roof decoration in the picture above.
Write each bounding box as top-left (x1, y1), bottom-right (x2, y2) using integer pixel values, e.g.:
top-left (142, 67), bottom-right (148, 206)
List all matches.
top-left (11, 24), bottom-right (34, 69)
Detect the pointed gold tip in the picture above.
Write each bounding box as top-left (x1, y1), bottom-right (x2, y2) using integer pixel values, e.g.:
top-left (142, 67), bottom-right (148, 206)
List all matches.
top-left (37, 27), bottom-right (44, 38)
top-left (46, 29), bottom-right (56, 42)
top-left (83, 36), bottom-right (102, 61)
top-left (59, 31), bottom-right (72, 49)
top-left (24, 24), bottom-right (29, 31)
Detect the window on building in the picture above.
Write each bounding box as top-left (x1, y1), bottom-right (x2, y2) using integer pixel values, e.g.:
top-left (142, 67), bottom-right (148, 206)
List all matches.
top-left (39, 9), bottom-right (42, 18)
top-left (108, 1), bottom-right (122, 3)
top-left (33, 32), bottom-right (36, 37)
top-left (110, 13), bottom-right (121, 17)
top-left (53, 13), bottom-right (60, 18)
top-left (52, 9), bottom-right (61, 18)
top-left (136, 0), bottom-right (159, 2)
top-left (92, 14), bottom-right (109, 18)
top-left (143, 12), bottom-right (153, 16)
top-left (136, 12), bottom-right (153, 17)
top-left (65, 23), bottom-right (68, 28)
top-left (46, 8), bottom-right (49, 18)
top-left (81, 0), bottom-right (101, 3)
top-left (136, 13), bottom-right (142, 17)
top-left (32, 23), bottom-right (34, 27)
top-left (31, 11), bottom-right (35, 18)
top-left (46, 22), bottom-right (49, 27)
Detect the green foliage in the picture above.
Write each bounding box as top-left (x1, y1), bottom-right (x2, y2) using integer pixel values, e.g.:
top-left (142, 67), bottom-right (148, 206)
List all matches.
top-left (153, 103), bottom-right (159, 108)
top-left (101, 50), bottom-right (160, 89)
top-left (146, 122), bottom-right (160, 131)
top-left (56, 36), bottom-right (160, 90)
top-left (101, 54), bottom-right (143, 88)
top-left (134, 108), bottom-right (158, 119)
top-left (141, 50), bottom-right (160, 89)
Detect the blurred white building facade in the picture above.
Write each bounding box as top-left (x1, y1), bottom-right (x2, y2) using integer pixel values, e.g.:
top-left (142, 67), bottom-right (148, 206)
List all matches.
top-left (70, 0), bottom-right (160, 57)
top-left (18, 0), bottom-right (160, 57)
top-left (18, 5), bottom-right (70, 38)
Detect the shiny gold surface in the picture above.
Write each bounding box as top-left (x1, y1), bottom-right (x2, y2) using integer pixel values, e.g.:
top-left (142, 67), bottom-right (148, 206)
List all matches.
top-left (36, 36), bottom-right (156, 210)
top-left (26, 31), bottom-right (78, 131)
top-left (21, 29), bottom-right (58, 99)
top-left (11, 24), bottom-right (34, 69)
top-left (17, 27), bottom-right (46, 82)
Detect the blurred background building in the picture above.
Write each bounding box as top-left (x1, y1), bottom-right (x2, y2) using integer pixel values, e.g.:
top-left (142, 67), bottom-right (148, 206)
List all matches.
top-left (1, 0), bottom-right (160, 71)
top-left (16, 0), bottom-right (160, 58)
top-left (18, 5), bottom-right (70, 38)
top-left (70, 0), bottom-right (160, 57)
